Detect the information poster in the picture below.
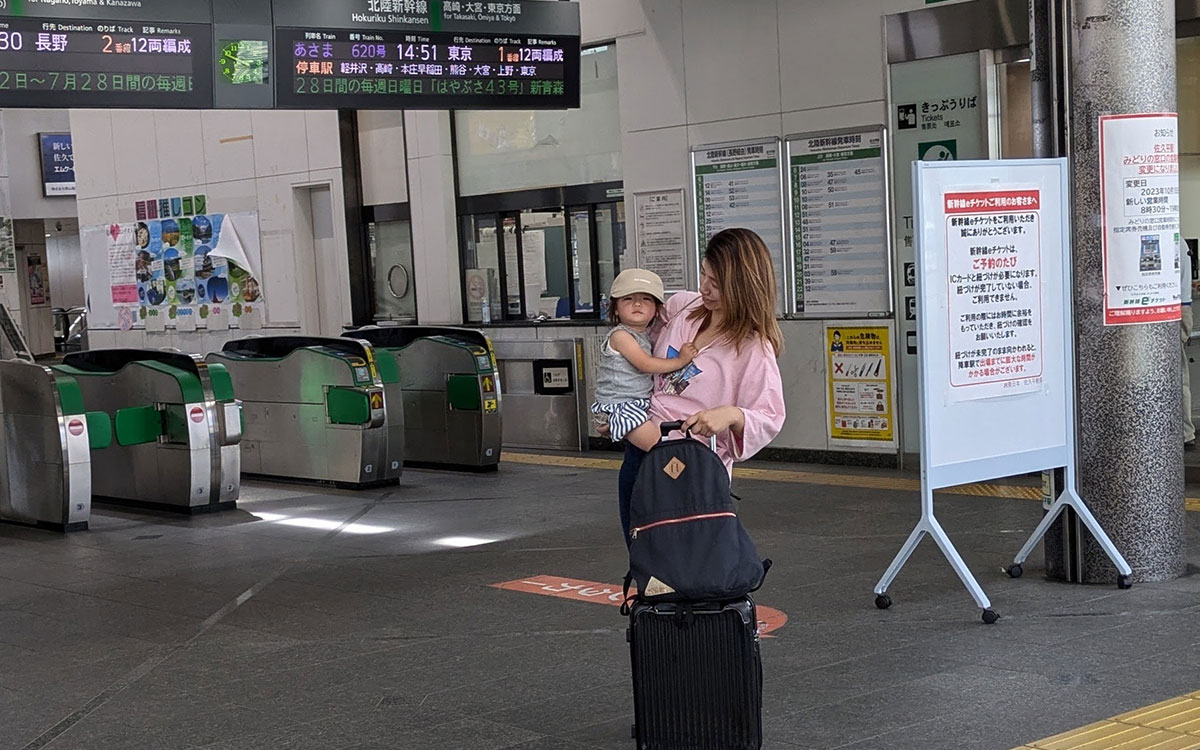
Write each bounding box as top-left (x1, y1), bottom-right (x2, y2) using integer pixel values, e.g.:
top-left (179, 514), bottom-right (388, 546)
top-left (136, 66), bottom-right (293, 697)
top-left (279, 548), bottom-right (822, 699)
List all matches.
top-left (788, 128), bottom-right (891, 317)
top-left (1100, 113), bottom-right (1182, 326)
top-left (943, 189), bottom-right (1044, 401)
top-left (692, 138), bottom-right (786, 313)
top-left (0, 218), bottom-right (14, 273)
top-left (107, 223), bottom-right (139, 305)
top-left (91, 211), bottom-right (264, 329)
top-left (27, 255), bottom-right (46, 304)
top-left (825, 325), bottom-right (895, 445)
top-left (634, 189), bottom-right (687, 290)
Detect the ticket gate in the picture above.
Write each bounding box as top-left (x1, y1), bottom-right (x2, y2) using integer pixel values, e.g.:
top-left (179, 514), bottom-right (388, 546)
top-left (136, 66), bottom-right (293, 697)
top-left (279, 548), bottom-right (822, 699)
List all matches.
top-left (53, 349), bottom-right (241, 514)
top-left (0, 361), bottom-right (110, 531)
top-left (491, 339), bottom-right (588, 452)
top-left (345, 326), bottom-right (501, 470)
top-left (208, 336), bottom-right (393, 488)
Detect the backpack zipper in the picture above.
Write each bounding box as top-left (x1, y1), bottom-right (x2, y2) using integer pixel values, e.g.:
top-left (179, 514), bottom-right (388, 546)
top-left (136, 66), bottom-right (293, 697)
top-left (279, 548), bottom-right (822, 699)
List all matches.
top-left (630, 511), bottom-right (737, 539)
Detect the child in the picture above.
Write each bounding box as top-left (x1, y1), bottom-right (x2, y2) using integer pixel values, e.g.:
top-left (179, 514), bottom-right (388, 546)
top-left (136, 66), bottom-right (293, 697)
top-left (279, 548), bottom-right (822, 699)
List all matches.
top-left (591, 269), bottom-right (697, 442)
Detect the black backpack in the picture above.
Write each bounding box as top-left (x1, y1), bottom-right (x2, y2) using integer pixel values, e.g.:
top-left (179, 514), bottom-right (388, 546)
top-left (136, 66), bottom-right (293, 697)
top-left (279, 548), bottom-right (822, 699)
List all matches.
top-left (623, 422), bottom-right (771, 606)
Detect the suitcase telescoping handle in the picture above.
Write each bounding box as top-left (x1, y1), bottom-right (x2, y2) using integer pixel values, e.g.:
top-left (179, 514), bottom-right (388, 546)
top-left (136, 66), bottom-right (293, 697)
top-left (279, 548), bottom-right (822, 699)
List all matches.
top-left (659, 420), bottom-right (719, 451)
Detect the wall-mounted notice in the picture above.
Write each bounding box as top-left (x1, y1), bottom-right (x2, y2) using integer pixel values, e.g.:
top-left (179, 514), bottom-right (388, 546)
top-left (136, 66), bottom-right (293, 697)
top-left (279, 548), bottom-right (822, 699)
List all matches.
top-left (1099, 113), bottom-right (1182, 326)
top-left (787, 127), bottom-right (891, 317)
top-left (38, 133), bottom-right (75, 197)
top-left (633, 189), bottom-right (687, 291)
top-left (825, 324), bottom-right (895, 446)
top-left (943, 189), bottom-right (1044, 401)
top-left (107, 223), bottom-right (139, 305)
top-left (692, 138), bottom-right (785, 314)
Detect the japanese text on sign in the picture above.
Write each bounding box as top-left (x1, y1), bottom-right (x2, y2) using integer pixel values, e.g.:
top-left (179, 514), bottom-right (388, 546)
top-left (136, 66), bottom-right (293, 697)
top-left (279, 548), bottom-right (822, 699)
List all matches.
top-left (1099, 114), bottom-right (1182, 326)
top-left (944, 190), bottom-right (1044, 401)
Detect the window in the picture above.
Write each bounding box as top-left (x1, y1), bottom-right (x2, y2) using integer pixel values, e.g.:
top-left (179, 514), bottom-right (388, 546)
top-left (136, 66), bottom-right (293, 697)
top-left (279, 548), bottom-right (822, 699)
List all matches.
top-left (458, 184), bottom-right (625, 324)
top-left (454, 44), bottom-right (621, 196)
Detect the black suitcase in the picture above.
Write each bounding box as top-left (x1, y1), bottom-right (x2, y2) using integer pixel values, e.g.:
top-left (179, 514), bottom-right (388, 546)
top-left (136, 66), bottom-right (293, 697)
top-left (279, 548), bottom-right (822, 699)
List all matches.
top-left (626, 596), bottom-right (763, 750)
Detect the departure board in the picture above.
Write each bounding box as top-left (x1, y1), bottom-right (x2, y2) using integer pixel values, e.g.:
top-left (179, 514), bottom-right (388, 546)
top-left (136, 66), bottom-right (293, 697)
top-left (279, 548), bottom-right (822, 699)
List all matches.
top-left (273, 0), bottom-right (581, 110)
top-left (0, 17), bottom-right (213, 108)
top-left (787, 127), bottom-right (893, 318)
top-left (691, 138), bottom-right (787, 316)
top-left (275, 28), bottom-right (578, 109)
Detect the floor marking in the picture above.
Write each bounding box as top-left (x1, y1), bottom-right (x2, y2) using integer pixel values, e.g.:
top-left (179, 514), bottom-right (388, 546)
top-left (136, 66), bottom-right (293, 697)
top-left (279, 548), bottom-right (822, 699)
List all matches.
top-left (1016, 691), bottom-right (1200, 749)
top-left (492, 574), bottom-right (788, 636)
top-left (502, 452), bottom-right (1200, 510)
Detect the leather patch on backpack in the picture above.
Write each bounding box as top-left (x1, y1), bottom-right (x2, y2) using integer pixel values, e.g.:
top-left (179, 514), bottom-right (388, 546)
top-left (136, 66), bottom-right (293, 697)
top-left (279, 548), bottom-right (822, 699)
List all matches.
top-left (644, 576), bottom-right (676, 596)
top-left (663, 457), bottom-right (686, 480)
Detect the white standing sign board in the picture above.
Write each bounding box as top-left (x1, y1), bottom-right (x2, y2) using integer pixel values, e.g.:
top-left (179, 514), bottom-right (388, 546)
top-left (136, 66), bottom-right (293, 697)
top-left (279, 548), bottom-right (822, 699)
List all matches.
top-left (873, 159), bottom-right (1132, 623)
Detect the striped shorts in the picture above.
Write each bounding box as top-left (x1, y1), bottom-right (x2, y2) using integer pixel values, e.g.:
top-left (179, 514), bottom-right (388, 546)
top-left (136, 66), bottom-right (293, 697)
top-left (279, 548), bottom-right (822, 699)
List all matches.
top-left (590, 398), bottom-right (651, 442)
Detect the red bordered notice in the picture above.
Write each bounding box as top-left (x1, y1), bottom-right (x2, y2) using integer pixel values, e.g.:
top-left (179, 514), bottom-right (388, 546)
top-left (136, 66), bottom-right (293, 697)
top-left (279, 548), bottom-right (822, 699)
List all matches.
top-left (1099, 113), bottom-right (1182, 326)
top-left (943, 189), bottom-right (1045, 401)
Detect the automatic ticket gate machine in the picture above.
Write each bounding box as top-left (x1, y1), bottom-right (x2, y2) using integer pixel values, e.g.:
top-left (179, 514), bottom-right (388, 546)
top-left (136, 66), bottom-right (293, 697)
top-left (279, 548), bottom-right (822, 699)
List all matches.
top-left (0, 361), bottom-right (111, 531)
top-left (52, 349), bottom-right (241, 513)
top-left (208, 336), bottom-right (392, 488)
top-left (346, 326), bottom-right (501, 470)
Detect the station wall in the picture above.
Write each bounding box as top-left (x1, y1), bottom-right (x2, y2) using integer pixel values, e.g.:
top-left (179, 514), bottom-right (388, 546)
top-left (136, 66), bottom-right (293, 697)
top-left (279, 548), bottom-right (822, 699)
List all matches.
top-left (71, 109), bottom-right (352, 354)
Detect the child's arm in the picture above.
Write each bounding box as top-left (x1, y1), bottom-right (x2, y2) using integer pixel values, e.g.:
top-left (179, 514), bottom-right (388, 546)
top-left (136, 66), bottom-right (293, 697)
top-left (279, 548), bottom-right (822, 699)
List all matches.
top-left (610, 330), bottom-right (696, 374)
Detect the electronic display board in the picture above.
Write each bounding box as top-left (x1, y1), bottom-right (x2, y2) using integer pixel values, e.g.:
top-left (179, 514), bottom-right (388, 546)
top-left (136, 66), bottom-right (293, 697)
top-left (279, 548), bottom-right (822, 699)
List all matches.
top-left (0, 0), bottom-right (214, 109)
top-left (0, 0), bottom-right (581, 110)
top-left (273, 0), bottom-right (581, 110)
top-left (275, 28), bottom-right (577, 109)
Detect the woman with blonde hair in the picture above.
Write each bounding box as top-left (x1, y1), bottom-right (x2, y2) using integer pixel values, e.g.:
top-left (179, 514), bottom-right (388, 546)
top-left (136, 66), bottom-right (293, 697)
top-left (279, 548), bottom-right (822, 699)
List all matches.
top-left (616, 227), bottom-right (786, 543)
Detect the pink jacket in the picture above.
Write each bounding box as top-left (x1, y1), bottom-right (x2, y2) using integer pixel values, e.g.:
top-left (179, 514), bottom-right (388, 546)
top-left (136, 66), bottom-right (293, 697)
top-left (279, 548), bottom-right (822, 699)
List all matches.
top-left (648, 292), bottom-right (786, 474)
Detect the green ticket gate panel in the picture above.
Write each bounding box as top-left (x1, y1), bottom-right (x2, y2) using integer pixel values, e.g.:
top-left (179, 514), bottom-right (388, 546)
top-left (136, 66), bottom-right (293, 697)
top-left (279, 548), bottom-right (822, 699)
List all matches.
top-left (0, 361), bottom-right (93, 531)
top-left (346, 326), bottom-right (501, 470)
top-left (207, 336), bottom-right (391, 488)
top-left (54, 349), bottom-right (242, 514)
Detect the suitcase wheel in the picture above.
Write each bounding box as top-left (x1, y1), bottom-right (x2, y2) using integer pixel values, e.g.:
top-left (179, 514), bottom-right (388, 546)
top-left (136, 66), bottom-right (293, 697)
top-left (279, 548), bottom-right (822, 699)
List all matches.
top-left (625, 627), bottom-right (631, 643)
top-left (630, 723), bottom-right (636, 739)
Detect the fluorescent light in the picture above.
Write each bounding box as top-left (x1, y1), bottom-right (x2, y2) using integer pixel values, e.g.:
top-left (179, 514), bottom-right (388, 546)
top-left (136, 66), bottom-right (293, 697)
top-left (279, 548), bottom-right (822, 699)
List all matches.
top-left (434, 536), bottom-right (497, 548)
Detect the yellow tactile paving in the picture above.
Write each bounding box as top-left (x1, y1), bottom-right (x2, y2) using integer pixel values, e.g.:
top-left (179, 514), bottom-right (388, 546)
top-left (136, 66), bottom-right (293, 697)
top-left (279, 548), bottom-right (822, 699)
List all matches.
top-left (502, 452), bottom-right (1200, 508)
top-left (1020, 695), bottom-right (1200, 750)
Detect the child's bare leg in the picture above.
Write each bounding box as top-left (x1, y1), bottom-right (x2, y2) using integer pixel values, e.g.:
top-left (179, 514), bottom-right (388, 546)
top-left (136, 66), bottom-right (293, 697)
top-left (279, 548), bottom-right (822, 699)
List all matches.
top-left (626, 420), bottom-right (659, 452)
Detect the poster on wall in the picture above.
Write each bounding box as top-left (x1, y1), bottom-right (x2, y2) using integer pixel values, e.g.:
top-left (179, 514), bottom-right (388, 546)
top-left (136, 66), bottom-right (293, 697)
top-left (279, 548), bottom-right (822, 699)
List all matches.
top-left (1099, 113), bottom-right (1182, 326)
top-left (691, 138), bottom-right (786, 314)
top-left (108, 223), bottom-right (139, 305)
top-left (787, 127), bottom-right (892, 317)
top-left (633, 189), bottom-right (688, 291)
top-left (943, 188), bottom-right (1045, 401)
top-left (0, 218), bottom-right (14, 273)
top-left (84, 211), bottom-right (264, 331)
top-left (825, 325), bottom-right (895, 446)
top-left (27, 255), bottom-right (46, 305)
top-left (38, 133), bottom-right (75, 197)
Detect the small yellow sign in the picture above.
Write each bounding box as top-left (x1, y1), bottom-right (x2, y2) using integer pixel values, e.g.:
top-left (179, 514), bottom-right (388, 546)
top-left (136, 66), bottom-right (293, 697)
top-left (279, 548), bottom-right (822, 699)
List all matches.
top-left (826, 325), bottom-right (893, 443)
top-left (484, 398), bottom-right (498, 414)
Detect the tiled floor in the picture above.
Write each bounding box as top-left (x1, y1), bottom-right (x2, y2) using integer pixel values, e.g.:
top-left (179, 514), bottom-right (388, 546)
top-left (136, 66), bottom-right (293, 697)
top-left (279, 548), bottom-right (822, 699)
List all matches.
top-left (2, 456), bottom-right (1199, 749)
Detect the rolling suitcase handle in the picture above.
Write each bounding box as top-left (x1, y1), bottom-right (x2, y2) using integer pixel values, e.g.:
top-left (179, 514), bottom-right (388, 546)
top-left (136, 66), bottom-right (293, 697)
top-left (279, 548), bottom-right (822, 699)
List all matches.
top-left (659, 420), bottom-right (718, 451)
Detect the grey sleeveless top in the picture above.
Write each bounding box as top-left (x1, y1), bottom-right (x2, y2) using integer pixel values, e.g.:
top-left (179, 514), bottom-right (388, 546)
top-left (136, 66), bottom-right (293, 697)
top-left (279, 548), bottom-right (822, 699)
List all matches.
top-left (594, 325), bottom-right (654, 404)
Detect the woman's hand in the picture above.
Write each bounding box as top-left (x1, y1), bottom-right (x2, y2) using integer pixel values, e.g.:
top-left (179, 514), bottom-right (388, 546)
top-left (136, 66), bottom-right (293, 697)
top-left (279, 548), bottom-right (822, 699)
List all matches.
top-left (682, 406), bottom-right (745, 438)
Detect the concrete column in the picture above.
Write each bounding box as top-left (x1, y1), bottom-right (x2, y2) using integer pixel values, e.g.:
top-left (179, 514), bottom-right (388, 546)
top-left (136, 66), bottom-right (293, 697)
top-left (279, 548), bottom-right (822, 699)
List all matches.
top-left (1069, 0), bottom-right (1186, 582)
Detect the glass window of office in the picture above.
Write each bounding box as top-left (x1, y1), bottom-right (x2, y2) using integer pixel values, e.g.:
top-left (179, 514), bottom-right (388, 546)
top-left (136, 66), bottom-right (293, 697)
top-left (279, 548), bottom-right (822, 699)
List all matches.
top-left (456, 44), bottom-right (624, 323)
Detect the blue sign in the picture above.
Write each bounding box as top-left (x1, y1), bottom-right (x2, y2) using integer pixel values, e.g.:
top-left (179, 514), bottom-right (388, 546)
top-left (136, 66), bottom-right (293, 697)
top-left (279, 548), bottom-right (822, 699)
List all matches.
top-left (39, 133), bottom-right (75, 197)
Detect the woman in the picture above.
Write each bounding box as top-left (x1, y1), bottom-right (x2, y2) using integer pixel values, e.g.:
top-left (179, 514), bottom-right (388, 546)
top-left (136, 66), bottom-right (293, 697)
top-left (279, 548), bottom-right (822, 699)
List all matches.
top-left (617, 227), bottom-right (786, 543)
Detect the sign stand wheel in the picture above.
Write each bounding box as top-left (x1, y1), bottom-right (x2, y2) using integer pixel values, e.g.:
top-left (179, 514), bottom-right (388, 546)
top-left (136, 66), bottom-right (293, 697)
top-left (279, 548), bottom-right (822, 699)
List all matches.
top-left (1117, 574), bottom-right (1133, 590)
top-left (874, 594), bottom-right (892, 610)
top-left (1005, 563), bottom-right (1023, 579)
top-left (982, 608), bottom-right (1000, 625)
